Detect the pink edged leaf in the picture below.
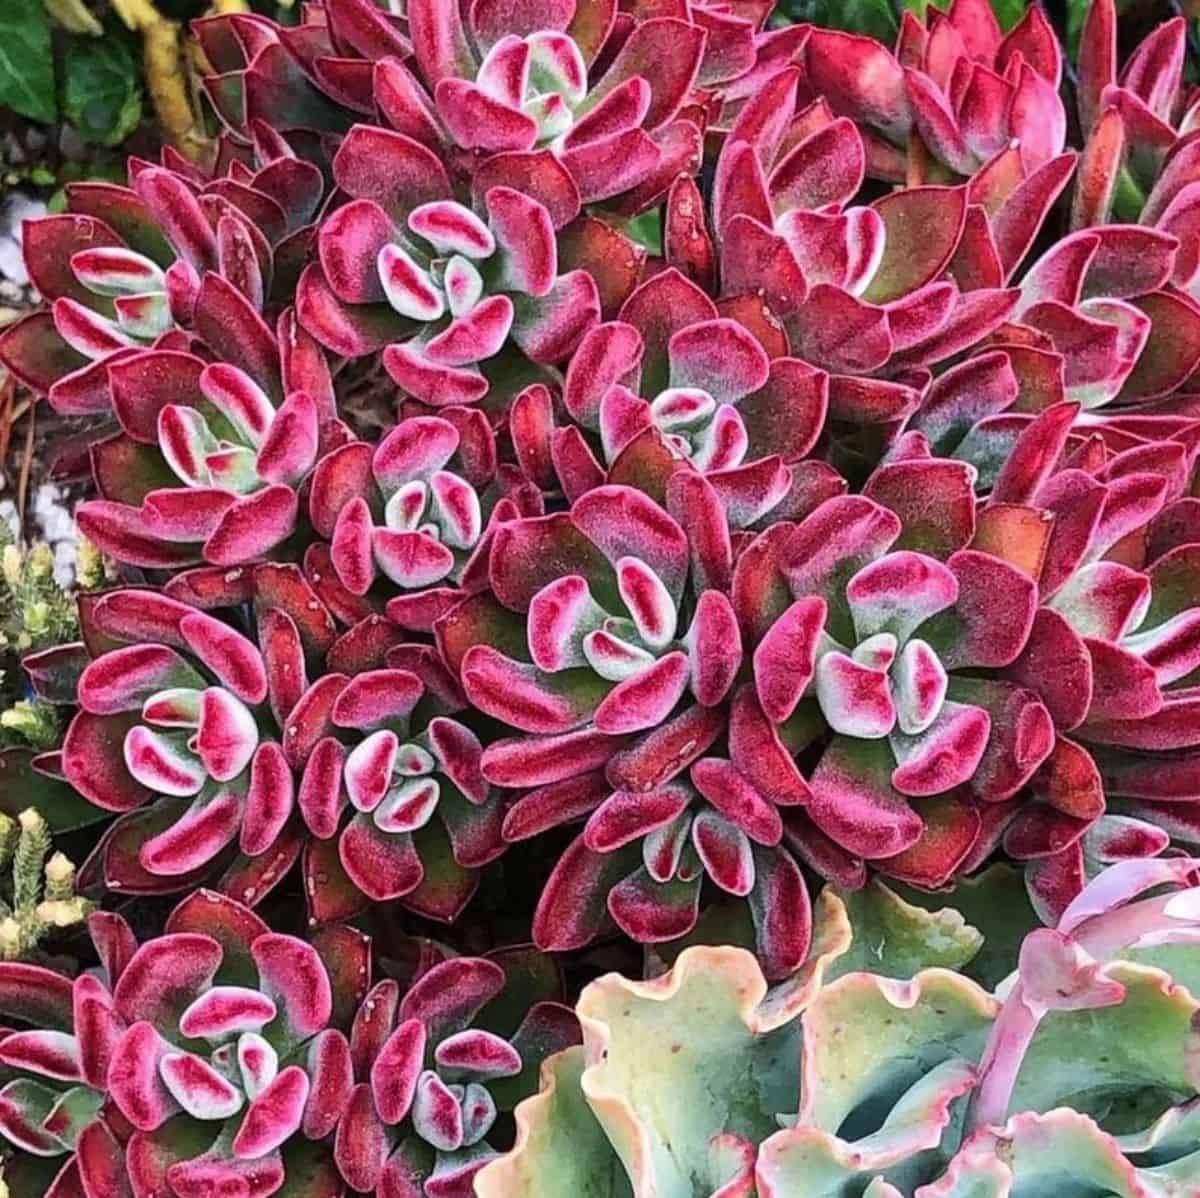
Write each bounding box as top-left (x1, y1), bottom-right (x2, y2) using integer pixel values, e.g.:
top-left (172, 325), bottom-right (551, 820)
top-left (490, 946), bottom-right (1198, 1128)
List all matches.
top-left (318, 198), bottom-right (393, 305)
top-left (608, 866), bottom-right (702, 944)
top-left (160, 1051), bottom-right (244, 1120)
top-left (298, 263), bottom-right (411, 358)
top-left (510, 270), bottom-right (601, 364)
top-left (371, 1018), bottom-right (426, 1125)
top-left (920, 549), bottom-right (1038, 670)
top-left (808, 736), bottom-right (924, 859)
top-left (332, 123), bottom-right (452, 217)
top-left (787, 284), bottom-right (892, 374)
top-left (747, 844), bottom-right (812, 980)
top-left (483, 726), bottom-right (621, 789)
top-left (335, 1082), bottom-right (392, 1194)
top-left (303, 1028), bottom-right (354, 1140)
top-left (753, 597), bottom-right (825, 724)
top-left (728, 686), bottom-right (811, 808)
top-left (256, 391), bottom-right (319, 486)
top-left (165, 1141), bottom-right (285, 1198)
top-left (107, 1021), bottom-right (181, 1131)
top-left (78, 644), bottom-right (205, 714)
top-left (398, 956), bottom-right (504, 1043)
top-left (139, 789), bottom-right (244, 876)
top-left (339, 814), bottom-right (425, 901)
top-left (75, 1119), bottom-right (132, 1198)
top-left (592, 651), bottom-right (689, 735)
top-left (585, 17), bottom-right (704, 132)
top-left (803, 28), bottom-right (910, 142)
top-left (232, 1065), bottom-right (310, 1159)
top-left (890, 701), bottom-right (992, 796)
top-left (0, 1030), bottom-right (81, 1082)
top-left (252, 932), bottom-right (332, 1047)
top-left (113, 932), bottom-right (221, 1025)
top-left (179, 611), bottom-right (267, 704)
top-left (203, 485), bottom-right (299, 567)
top-left (691, 811), bottom-right (755, 896)
top-left (690, 756), bottom-right (784, 845)
top-left (434, 1028), bottom-right (521, 1080)
top-left (531, 834), bottom-right (632, 951)
top-left (668, 318), bottom-right (769, 404)
top-left (583, 784), bottom-right (692, 853)
top-left (956, 678), bottom-right (1055, 800)
top-left (242, 741), bottom-right (295, 857)
top-left (463, 646), bottom-right (608, 734)
top-left (686, 590), bottom-right (742, 708)
top-left (862, 186), bottom-right (967, 304)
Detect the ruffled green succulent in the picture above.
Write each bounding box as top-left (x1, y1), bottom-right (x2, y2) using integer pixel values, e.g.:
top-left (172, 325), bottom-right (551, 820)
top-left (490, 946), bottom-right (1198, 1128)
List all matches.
top-left (477, 862), bottom-right (1200, 1198)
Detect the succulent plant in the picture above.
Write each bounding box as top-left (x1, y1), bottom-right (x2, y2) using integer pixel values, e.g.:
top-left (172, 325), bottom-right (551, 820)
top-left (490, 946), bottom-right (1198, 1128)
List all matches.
top-left (333, 950), bottom-right (578, 1195)
top-left (801, 0), bottom-right (1067, 183)
top-left (0, 142), bottom-right (325, 418)
top-left (300, 130), bottom-right (601, 406)
top-left (72, 330), bottom-right (343, 571)
top-left (477, 860), bottom-right (1200, 1198)
top-left (5, 0), bottom-right (1200, 999)
top-left (193, 0), bottom-right (718, 212)
top-left (0, 889), bottom-right (360, 1197)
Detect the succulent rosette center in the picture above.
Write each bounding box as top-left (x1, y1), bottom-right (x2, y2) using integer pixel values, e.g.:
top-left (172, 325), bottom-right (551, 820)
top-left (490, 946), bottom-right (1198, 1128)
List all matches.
top-left (158, 363), bottom-right (320, 496)
top-left (322, 416), bottom-right (488, 596)
top-left (813, 551), bottom-right (966, 748)
top-left (463, 33), bottom-right (589, 147)
top-left (74, 601), bottom-right (274, 877)
top-left (377, 201), bottom-right (514, 358)
top-left (335, 956), bottom-right (578, 1195)
top-left (55, 245), bottom-right (173, 357)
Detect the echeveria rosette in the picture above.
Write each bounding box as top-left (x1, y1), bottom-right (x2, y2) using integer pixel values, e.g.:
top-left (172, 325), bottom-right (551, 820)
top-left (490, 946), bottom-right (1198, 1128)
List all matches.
top-left (193, 0), bottom-right (723, 215)
top-left (732, 486), bottom-right (1058, 895)
top-left (311, 663), bottom-right (507, 914)
top-left (691, 71), bottom-right (1034, 432)
top-left (298, 123), bottom-right (600, 406)
top-left (0, 892), bottom-right (354, 1197)
top-left (74, 334), bottom-right (343, 571)
top-left (411, 0), bottom-right (711, 213)
top-left (547, 269), bottom-right (829, 513)
top-left (984, 224), bottom-right (1200, 415)
top-left (0, 144), bottom-right (325, 418)
top-left (447, 482), bottom-right (816, 978)
top-left (1072, 0), bottom-right (1200, 230)
top-left (308, 413), bottom-right (529, 629)
top-left (62, 587), bottom-right (308, 892)
top-left (945, 405), bottom-right (1200, 919)
top-left (332, 952), bottom-right (579, 1197)
top-left (798, 0), bottom-right (1066, 185)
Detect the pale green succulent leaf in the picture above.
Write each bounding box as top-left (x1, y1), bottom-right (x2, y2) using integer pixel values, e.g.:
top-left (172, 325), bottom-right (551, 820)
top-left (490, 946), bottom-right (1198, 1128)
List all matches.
top-left (1012, 962), bottom-right (1200, 1123)
top-left (827, 880), bottom-right (984, 982)
top-left (923, 1109), bottom-right (1198, 1198)
top-left (474, 1047), bottom-right (633, 1198)
top-left (793, 969), bottom-right (995, 1134)
top-left (889, 865), bottom-right (1040, 990)
top-left (578, 946), bottom-right (795, 1197)
top-left (758, 1058), bottom-right (976, 1198)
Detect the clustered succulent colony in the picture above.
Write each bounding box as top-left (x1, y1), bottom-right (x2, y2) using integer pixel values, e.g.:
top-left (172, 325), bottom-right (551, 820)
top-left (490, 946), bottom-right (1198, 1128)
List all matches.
top-left (5, 0), bottom-right (1200, 1191)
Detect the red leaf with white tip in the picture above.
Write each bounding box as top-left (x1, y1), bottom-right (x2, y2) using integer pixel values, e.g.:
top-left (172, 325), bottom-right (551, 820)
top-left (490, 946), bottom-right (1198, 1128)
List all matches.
top-left (252, 933), bottom-right (332, 1046)
top-left (371, 1018), bottom-right (426, 1125)
top-left (107, 1021), bottom-right (181, 1131)
top-left (241, 741), bottom-right (294, 857)
top-left (232, 1065), bottom-right (309, 1159)
top-left (753, 597), bottom-right (824, 724)
top-left (412, 1069), bottom-right (464, 1152)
